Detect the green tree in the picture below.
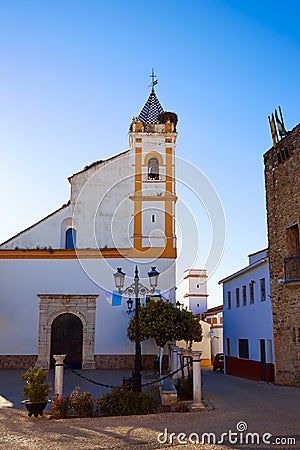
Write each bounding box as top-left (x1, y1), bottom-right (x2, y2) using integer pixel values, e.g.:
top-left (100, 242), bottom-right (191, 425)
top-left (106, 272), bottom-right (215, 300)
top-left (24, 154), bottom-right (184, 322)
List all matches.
top-left (127, 299), bottom-right (202, 373)
top-left (178, 308), bottom-right (203, 349)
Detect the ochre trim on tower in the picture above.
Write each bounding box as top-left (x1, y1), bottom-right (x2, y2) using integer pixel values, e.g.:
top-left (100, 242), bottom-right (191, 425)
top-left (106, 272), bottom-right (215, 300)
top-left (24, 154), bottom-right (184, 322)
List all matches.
top-left (133, 146), bottom-right (143, 250)
top-left (165, 147), bottom-right (173, 192)
top-left (183, 293), bottom-right (208, 298)
top-left (130, 194), bottom-right (177, 202)
top-left (165, 202), bottom-right (173, 235)
top-left (183, 274), bottom-right (208, 279)
top-left (143, 152), bottom-right (164, 166)
top-left (133, 199), bottom-right (143, 251)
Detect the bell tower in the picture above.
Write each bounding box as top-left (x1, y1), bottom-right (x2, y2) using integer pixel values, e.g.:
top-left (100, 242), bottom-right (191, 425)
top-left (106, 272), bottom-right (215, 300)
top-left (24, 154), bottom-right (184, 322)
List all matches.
top-left (129, 72), bottom-right (177, 258)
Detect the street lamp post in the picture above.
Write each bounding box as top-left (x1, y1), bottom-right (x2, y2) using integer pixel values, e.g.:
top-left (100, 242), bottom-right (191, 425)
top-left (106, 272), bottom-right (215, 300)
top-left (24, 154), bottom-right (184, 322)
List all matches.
top-left (113, 265), bottom-right (159, 392)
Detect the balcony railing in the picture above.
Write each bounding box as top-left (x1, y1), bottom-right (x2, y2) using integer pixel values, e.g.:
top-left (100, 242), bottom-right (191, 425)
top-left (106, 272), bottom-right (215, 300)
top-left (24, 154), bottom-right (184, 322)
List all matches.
top-left (284, 256), bottom-right (300, 281)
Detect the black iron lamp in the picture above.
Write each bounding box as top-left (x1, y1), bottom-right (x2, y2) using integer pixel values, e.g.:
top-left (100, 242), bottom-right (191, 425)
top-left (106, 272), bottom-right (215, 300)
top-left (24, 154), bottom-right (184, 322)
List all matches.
top-left (113, 267), bottom-right (126, 292)
top-left (147, 266), bottom-right (160, 288)
top-left (127, 297), bottom-right (133, 312)
top-left (113, 265), bottom-right (160, 392)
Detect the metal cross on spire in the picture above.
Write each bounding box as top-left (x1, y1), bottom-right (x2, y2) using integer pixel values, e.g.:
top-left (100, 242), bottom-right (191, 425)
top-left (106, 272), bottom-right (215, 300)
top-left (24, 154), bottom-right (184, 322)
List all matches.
top-left (149, 68), bottom-right (158, 91)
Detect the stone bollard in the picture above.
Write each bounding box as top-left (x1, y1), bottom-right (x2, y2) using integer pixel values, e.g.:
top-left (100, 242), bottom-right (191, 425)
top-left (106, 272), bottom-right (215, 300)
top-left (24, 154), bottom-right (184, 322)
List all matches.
top-left (53, 354), bottom-right (66, 398)
top-left (183, 350), bottom-right (190, 378)
top-left (191, 350), bottom-right (204, 410)
top-left (171, 346), bottom-right (178, 378)
top-left (177, 348), bottom-right (184, 377)
top-left (168, 343), bottom-right (174, 371)
top-left (174, 348), bottom-right (181, 380)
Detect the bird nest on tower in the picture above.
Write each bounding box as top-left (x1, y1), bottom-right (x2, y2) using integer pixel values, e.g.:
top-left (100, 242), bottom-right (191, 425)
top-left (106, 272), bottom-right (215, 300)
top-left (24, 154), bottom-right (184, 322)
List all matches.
top-left (158, 112), bottom-right (178, 131)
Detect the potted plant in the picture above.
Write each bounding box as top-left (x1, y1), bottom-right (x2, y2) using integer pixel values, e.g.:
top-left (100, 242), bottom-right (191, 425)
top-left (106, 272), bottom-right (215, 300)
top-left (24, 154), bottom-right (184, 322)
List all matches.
top-left (22, 366), bottom-right (52, 417)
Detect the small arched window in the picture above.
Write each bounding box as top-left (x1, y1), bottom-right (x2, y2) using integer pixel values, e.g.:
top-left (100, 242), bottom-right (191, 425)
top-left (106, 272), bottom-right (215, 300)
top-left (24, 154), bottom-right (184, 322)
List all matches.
top-left (65, 228), bottom-right (76, 249)
top-left (148, 157), bottom-right (159, 180)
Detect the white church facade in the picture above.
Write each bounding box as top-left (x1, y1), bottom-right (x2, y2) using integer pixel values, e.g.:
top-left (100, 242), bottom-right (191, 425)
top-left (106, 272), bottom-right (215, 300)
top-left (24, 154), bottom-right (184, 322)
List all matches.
top-left (0, 83), bottom-right (178, 370)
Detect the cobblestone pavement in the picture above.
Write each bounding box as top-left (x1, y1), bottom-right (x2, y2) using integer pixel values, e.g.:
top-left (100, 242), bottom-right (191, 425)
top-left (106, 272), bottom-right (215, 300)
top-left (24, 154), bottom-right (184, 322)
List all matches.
top-left (0, 369), bottom-right (299, 449)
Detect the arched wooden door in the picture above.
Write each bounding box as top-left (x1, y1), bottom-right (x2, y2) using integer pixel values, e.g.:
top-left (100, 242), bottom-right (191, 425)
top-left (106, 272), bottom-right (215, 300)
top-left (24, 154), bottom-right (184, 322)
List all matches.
top-left (50, 313), bottom-right (83, 369)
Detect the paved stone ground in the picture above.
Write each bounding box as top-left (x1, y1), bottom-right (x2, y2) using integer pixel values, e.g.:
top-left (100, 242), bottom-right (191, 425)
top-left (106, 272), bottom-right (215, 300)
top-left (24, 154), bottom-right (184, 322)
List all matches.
top-left (0, 368), bottom-right (299, 449)
top-left (0, 368), bottom-right (135, 410)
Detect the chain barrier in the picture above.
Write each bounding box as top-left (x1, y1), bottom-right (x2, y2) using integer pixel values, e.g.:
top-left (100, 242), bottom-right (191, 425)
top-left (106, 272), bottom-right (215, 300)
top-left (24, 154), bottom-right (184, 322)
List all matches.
top-left (63, 362), bottom-right (191, 390)
top-left (63, 364), bottom-right (115, 389)
top-left (142, 364), bottom-right (189, 387)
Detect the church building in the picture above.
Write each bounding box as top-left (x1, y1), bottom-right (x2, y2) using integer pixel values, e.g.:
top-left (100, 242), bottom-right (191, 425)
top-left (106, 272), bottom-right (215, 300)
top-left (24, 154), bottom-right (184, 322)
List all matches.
top-left (0, 80), bottom-right (178, 370)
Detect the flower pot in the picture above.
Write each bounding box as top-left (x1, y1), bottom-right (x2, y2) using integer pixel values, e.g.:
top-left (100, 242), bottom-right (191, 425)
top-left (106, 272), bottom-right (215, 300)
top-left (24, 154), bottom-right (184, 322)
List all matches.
top-left (24, 400), bottom-right (48, 417)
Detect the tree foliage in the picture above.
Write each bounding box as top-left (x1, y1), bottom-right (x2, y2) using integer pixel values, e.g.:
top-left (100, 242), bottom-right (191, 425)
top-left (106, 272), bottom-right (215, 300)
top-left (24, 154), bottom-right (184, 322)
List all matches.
top-left (178, 308), bottom-right (203, 348)
top-left (127, 299), bottom-right (202, 349)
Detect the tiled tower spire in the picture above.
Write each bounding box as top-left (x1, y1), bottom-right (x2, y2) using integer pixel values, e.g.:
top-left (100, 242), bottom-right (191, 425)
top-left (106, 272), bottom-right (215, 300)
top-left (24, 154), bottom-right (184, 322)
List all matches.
top-left (138, 90), bottom-right (164, 124)
top-left (138, 69), bottom-right (164, 124)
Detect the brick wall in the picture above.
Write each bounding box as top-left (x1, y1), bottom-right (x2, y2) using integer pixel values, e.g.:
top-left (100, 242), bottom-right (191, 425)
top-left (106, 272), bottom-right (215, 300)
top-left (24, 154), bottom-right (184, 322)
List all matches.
top-left (94, 354), bottom-right (168, 370)
top-left (0, 354), bottom-right (168, 370)
top-left (0, 355), bottom-right (38, 369)
top-left (264, 123), bottom-right (300, 386)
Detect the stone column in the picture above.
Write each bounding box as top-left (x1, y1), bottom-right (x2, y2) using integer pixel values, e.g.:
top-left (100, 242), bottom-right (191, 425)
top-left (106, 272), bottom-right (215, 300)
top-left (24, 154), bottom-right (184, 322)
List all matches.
top-left (177, 348), bottom-right (184, 378)
top-left (172, 347), bottom-right (182, 380)
top-left (171, 345), bottom-right (178, 377)
top-left (167, 343), bottom-right (174, 371)
top-left (53, 354), bottom-right (66, 398)
top-left (183, 349), bottom-right (190, 378)
top-left (191, 350), bottom-right (204, 410)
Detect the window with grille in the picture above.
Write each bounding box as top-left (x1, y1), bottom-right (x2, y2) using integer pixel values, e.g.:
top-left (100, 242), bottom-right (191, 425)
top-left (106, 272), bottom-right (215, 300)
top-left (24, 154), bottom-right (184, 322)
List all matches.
top-left (227, 337), bottom-right (231, 356)
top-left (260, 278), bottom-right (266, 302)
top-left (238, 339), bottom-right (249, 359)
top-left (227, 291), bottom-right (231, 310)
top-left (249, 281), bottom-right (255, 304)
top-left (242, 285), bottom-right (247, 306)
top-left (235, 287), bottom-right (240, 308)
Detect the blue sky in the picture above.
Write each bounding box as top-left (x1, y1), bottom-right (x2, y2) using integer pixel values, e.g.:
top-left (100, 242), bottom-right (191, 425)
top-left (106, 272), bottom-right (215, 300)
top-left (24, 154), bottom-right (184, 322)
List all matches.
top-left (1, 0), bottom-right (300, 306)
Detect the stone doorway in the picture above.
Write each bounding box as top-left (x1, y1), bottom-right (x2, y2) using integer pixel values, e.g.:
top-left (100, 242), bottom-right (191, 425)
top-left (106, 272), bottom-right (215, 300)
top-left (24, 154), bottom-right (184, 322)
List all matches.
top-left (37, 294), bottom-right (98, 369)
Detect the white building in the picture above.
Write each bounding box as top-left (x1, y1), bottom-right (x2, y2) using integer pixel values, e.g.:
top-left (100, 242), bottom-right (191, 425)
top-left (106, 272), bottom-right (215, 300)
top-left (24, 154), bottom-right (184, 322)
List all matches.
top-left (176, 268), bottom-right (211, 366)
top-left (219, 249), bottom-right (274, 382)
top-left (204, 305), bottom-right (223, 359)
top-left (0, 83), bottom-right (178, 370)
top-left (182, 269), bottom-right (208, 314)
top-left (177, 319), bottom-right (212, 367)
